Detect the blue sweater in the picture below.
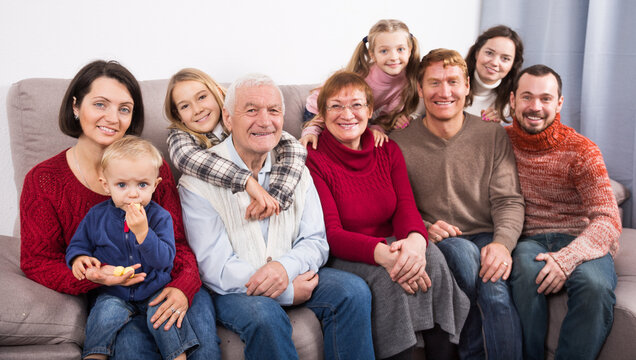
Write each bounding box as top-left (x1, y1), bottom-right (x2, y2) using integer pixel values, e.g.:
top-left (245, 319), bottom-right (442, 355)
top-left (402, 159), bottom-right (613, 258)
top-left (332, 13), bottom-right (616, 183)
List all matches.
top-left (66, 200), bottom-right (175, 301)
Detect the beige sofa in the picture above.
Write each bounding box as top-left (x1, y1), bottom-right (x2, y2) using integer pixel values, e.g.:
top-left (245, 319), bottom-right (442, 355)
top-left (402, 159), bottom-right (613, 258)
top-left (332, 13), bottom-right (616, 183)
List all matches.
top-left (2, 78), bottom-right (635, 360)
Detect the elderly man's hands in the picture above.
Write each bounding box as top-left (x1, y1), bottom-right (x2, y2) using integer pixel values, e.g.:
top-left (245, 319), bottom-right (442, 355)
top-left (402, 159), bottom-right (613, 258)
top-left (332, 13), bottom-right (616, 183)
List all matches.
top-left (292, 271), bottom-right (319, 305)
top-left (245, 261), bottom-right (289, 299)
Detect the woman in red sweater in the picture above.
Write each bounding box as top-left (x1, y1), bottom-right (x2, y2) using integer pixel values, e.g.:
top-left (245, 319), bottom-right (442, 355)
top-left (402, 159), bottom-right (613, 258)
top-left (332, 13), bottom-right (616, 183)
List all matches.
top-left (306, 71), bottom-right (469, 360)
top-left (19, 60), bottom-right (220, 359)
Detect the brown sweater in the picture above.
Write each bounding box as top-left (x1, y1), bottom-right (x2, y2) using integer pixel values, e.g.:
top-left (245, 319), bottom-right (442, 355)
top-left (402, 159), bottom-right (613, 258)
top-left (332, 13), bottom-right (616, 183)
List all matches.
top-left (506, 115), bottom-right (621, 276)
top-left (390, 113), bottom-right (525, 252)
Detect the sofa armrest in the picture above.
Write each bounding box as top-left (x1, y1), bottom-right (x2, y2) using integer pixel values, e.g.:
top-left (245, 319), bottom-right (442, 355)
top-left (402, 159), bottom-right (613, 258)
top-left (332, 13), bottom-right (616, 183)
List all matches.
top-left (0, 235), bottom-right (86, 348)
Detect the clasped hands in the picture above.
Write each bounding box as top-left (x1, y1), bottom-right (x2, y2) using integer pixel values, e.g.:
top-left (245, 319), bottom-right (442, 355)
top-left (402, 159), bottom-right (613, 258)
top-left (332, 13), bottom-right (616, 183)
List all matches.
top-left (245, 261), bottom-right (318, 305)
top-left (375, 233), bottom-right (431, 294)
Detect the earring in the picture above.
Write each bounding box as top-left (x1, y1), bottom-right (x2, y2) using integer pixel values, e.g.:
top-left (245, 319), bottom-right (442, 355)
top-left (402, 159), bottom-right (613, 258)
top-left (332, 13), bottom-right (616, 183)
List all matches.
top-left (74, 114), bottom-right (79, 121)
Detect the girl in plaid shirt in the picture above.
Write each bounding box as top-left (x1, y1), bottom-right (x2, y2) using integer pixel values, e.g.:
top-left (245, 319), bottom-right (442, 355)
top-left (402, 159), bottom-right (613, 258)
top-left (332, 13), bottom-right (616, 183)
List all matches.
top-left (165, 68), bottom-right (306, 219)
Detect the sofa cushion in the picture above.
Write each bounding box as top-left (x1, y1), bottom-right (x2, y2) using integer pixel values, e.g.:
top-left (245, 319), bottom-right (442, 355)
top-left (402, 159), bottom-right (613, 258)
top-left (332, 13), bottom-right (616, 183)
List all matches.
top-left (611, 179), bottom-right (630, 206)
top-left (0, 235), bottom-right (86, 347)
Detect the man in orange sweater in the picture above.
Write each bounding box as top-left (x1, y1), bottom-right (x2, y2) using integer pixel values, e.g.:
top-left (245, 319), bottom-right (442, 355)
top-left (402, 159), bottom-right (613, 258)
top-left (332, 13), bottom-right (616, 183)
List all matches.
top-left (507, 64), bottom-right (622, 360)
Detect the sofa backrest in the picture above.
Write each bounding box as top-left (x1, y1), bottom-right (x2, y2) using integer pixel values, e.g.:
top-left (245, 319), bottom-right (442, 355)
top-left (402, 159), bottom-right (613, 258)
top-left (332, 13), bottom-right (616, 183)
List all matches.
top-left (7, 78), bottom-right (314, 202)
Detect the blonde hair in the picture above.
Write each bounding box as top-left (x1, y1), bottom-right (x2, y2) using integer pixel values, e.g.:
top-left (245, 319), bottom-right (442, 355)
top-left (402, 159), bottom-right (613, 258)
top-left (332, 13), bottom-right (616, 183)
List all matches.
top-left (345, 19), bottom-right (421, 130)
top-left (101, 136), bottom-right (163, 175)
top-left (164, 68), bottom-right (227, 149)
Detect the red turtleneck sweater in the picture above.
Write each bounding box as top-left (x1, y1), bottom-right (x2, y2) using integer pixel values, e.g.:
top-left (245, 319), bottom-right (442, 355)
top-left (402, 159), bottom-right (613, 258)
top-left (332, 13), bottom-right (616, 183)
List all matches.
top-left (506, 115), bottom-right (621, 276)
top-left (306, 129), bottom-right (428, 265)
top-left (20, 150), bottom-right (202, 304)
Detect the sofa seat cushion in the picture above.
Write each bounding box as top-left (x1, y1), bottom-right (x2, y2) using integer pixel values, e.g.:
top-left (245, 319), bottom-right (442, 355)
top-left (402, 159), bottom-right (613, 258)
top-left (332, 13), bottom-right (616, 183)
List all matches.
top-left (545, 228), bottom-right (636, 360)
top-left (0, 235), bottom-right (86, 347)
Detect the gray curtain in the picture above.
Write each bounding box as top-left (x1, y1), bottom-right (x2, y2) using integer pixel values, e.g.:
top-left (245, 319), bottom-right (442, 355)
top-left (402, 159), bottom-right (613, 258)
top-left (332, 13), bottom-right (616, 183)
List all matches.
top-left (481, 0), bottom-right (636, 227)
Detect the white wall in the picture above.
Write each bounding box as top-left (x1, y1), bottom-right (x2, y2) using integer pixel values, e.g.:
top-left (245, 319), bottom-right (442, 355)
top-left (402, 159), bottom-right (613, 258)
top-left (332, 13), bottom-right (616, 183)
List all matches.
top-left (0, 0), bottom-right (481, 237)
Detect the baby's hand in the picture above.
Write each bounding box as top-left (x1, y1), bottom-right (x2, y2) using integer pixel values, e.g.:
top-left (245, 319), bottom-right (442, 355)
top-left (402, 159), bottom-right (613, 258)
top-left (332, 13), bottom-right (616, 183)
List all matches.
top-left (126, 203), bottom-right (148, 244)
top-left (71, 255), bottom-right (101, 281)
top-left (393, 115), bottom-right (410, 130)
top-left (300, 134), bottom-right (319, 150)
top-left (245, 177), bottom-right (280, 220)
top-left (481, 108), bottom-right (503, 123)
top-left (370, 128), bottom-right (389, 147)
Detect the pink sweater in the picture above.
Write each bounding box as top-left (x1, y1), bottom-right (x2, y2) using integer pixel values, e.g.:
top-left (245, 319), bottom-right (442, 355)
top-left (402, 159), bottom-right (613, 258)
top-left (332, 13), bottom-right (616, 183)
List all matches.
top-left (506, 115), bottom-right (622, 276)
top-left (306, 128), bottom-right (428, 265)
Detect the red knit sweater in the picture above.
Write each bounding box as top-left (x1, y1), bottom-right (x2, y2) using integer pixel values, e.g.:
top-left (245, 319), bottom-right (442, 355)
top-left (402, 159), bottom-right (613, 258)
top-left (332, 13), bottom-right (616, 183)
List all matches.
top-left (20, 150), bottom-right (202, 304)
top-left (306, 129), bottom-right (428, 265)
top-left (506, 115), bottom-right (621, 276)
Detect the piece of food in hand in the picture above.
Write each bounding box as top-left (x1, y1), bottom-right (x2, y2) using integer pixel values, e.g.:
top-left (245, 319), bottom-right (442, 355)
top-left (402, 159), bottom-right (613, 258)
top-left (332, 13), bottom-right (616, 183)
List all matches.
top-left (113, 266), bottom-right (125, 276)
top-left (132, 203), bottom-right (142, 210)
top-left (123, 266), bottom-right (135, 278)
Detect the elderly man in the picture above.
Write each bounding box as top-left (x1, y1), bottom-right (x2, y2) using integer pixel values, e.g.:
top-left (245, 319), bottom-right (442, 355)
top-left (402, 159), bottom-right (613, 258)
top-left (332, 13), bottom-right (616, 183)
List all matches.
top-left (179, 74), bottom-right (374, 359)
top-left (390, 49), bottom-right (525, 360)
top-left (507, 65), bottom-right (621, 360)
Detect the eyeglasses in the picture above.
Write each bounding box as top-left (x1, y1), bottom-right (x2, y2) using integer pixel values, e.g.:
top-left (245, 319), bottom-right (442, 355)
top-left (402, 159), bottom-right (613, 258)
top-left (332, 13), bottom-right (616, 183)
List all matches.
top-left (326, 103), bottom-right (368, 113)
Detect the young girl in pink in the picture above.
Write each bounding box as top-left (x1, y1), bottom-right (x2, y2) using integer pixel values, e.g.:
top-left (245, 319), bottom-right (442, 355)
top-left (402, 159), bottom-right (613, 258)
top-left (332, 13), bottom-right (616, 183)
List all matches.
top-left (300, 19), bottom-right (425, 148)
top-left (165, 68), bottom-right (306, 218)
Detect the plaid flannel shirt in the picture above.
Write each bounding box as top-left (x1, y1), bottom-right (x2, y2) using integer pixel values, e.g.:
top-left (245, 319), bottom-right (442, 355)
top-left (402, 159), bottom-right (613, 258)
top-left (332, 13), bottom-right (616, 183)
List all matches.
top-left (167, 128), bottom-right (306, 210)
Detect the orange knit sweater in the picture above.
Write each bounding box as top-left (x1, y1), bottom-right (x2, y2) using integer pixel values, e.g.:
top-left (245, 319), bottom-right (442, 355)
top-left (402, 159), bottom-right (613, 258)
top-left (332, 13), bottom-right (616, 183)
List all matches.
top-left (506, 115), bottom-right (621, 276)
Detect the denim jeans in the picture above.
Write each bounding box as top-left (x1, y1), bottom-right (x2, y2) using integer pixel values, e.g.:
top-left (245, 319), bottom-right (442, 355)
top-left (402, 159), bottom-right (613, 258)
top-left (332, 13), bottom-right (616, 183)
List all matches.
top-left (437, 233), bottom-right (522, 360)
top-left (214, 267), bottom-right (375, 360)
top-left (111, 287), bottom-right (221, 360)
top-left (510, 233), bottom-right (617, 360)
top-left (83, 290), bottom-right (198, 360)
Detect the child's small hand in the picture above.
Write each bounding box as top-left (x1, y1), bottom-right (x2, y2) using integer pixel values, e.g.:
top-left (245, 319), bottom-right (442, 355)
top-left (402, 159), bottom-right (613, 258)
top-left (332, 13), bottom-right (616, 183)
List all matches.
top-left (125, 203), bottom-right (148, 244)
top-left (245, 177), bottom-right (280, 220)
top-left (371, 128), bottom-right (389, 147)
top-left (86, 263), bottom-right (146, 286)
top-left (300, 134), bottom-right (319, 150)
top-left (71, 255), bottom-right (101, 281)
top-left (481, 108), bottom-right (503, 123)
top-left (393, 115), bottom-right (411, 130)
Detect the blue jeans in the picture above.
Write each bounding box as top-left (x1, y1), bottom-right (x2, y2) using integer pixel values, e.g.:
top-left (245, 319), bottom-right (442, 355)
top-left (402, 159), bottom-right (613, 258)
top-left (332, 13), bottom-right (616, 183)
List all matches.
top-left (437, 233), bottom-right (522, 360)
top-left (213, 267), bottom-right (375, 360)
top-left (84, 291), bottom-right (198, 360)
top-left (510, 233), bottom-right (617, 360)
top-left (111, 287), bottom-right (221, 360)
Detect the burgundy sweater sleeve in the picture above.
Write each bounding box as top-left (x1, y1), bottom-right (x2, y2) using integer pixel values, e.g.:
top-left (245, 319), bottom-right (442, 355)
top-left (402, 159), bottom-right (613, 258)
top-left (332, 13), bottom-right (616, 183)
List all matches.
top-left (306, 154), bottom-right (385, 265)
top-left (20, 165), bottom-right (100, 295)
top-left (386, 143), bottom-right (429, 243)
top-left (153, 161), bottom-right (202, 305)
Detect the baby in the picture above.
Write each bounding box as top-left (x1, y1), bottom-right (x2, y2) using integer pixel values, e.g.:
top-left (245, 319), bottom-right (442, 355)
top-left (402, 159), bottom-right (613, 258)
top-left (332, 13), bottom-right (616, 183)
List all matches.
top-left (66, 136), bottom-right (196, 360)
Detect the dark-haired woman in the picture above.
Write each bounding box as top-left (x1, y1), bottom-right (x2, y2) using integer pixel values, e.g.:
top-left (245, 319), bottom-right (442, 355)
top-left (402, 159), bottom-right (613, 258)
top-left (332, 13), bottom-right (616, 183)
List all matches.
top-left (19, 60), bottom-right (220, 359)
top-left (465, 25), bottom-right (524, 123)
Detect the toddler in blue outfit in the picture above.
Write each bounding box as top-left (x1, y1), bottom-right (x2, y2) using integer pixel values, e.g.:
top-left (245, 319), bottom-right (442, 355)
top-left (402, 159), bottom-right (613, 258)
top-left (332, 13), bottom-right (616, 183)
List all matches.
top-left (66, 136), bottom-right (197, 360)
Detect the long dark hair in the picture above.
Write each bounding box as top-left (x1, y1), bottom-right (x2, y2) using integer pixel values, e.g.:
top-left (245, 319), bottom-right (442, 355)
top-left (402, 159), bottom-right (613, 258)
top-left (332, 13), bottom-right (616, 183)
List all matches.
top-left (465, 25), bottom-right (524, 122)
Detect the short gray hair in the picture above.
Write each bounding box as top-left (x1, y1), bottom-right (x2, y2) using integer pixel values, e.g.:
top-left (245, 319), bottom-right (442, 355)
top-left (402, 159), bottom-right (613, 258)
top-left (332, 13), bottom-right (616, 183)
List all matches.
top-left (223, 73), bottom-right (285, 116)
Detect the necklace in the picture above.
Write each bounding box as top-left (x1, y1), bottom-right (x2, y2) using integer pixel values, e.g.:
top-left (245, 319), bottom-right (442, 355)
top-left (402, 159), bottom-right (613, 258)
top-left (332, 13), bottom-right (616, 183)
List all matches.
top-left (73, 146), bottom-right (92, 190)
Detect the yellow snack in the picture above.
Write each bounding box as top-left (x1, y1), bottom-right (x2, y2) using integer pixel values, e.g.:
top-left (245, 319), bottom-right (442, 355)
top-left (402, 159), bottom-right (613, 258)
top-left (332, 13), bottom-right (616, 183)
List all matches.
top-left (123, 266), bottom-right (135, 278)
top-left (132, 203), bottom-right (142, 211)
top-left (113, 266), bottom-right (125, 276)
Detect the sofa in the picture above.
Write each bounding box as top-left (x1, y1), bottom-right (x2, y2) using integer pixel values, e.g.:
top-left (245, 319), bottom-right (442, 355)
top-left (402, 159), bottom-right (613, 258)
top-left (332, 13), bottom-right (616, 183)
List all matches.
top-left (1, 77), bottom-right (635, 360)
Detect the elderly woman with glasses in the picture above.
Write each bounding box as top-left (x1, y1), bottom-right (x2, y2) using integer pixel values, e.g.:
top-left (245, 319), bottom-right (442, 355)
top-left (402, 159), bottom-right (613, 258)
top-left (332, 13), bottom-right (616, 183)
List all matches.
top-left (305, 71), bottom-right (469, 360)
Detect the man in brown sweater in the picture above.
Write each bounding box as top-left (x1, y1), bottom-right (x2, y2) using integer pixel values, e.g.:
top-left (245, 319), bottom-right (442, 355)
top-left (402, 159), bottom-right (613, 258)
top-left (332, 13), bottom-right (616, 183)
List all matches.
top-left (391, 49), bottom-right (525, 360)
top-left (508, 65), bottom-right (620, 360)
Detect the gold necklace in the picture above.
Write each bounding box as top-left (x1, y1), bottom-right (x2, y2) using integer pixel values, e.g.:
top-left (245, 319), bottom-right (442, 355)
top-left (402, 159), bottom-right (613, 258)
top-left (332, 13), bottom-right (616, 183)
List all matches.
top-left (73, 146), bottom-right (92, 190)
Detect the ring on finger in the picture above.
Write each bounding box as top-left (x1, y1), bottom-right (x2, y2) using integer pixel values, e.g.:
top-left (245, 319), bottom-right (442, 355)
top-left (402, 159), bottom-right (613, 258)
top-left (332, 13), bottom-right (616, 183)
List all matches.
top-left (175, 309), bottom-right (182, 315)
top-left (502, 261), bottom-right (509, 267)
top-left (170, 307), bottom-right (177, 313)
